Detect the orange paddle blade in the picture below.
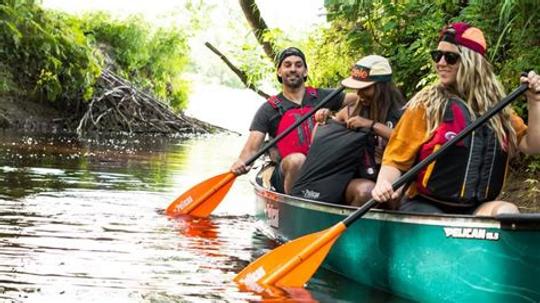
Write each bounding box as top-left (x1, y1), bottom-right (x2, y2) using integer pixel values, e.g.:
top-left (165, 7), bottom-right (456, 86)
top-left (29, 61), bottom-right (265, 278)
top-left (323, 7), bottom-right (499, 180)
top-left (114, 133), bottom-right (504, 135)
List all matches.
top-left (234, 222), bottom-right (347, 290)
top-left (166, 172), bottom-right (236, 217)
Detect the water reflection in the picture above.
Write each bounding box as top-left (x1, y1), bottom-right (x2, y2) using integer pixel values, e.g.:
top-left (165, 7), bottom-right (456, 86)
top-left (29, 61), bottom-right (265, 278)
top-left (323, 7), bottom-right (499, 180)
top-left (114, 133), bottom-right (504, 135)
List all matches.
top-left (174, 216), bottom-right (219, 239)
top-left (0, 132), bottom-right (240, 197)
top-left (0, 131), bottom-right (405, 302)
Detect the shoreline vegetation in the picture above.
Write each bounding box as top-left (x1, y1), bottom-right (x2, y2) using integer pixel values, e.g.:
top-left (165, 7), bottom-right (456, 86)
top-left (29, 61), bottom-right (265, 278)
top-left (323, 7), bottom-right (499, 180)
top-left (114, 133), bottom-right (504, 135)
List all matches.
top-left (0, 0), bottom-right (538, 210)
top-left (0, 1), bottom-right (220, 135)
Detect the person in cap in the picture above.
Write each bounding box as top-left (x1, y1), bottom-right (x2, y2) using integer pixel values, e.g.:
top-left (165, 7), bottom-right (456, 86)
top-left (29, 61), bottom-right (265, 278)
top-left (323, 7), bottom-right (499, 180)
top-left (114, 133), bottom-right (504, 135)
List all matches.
top-left (230, 47), bottom-right (357, 194)
top-left (313, 55), bottom-right (405, 206)
top-left (371, 22), bottom-right (540, 215)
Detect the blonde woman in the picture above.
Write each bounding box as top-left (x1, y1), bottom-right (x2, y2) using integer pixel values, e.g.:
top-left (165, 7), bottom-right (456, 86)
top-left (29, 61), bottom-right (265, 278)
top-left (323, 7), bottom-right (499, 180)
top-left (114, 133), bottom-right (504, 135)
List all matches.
top-left (371, 22), bottom-right (540, 216)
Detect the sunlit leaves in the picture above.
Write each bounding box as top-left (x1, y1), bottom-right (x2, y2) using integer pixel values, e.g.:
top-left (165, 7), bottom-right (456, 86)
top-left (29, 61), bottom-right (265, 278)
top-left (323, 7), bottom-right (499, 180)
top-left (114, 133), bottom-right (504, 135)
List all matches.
top-left (81, 13), bottom-right (191, 111)
top-left (185, 0), bottom-right (213, 33)
top-left (233, 39), bottom-right (276, 91)
top-left (318, 0), bottom-right (539, 102)
top-left (0, 2), bottom-right (193, 111)
top-left (304, 26), bottom-right (354, 88)
top-left (0, 1), bottom-right (101, 103)
top-left (459, 0), bottom-right (540, 119)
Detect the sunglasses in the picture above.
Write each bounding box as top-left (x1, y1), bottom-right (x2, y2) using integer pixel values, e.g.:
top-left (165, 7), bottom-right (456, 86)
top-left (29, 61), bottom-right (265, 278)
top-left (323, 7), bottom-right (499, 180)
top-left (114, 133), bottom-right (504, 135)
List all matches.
top-left (430, 50), bottom-right (460, 65)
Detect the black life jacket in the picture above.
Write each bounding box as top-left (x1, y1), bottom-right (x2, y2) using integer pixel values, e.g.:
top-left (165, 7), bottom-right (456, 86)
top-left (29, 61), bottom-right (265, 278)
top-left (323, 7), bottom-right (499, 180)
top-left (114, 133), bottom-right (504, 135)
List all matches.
top-left (267, 87), bottom-right (318, 159)
top-left (415, 97), bottom-right (509, 206)
top-left (290, 120), bottom-right (373, 204)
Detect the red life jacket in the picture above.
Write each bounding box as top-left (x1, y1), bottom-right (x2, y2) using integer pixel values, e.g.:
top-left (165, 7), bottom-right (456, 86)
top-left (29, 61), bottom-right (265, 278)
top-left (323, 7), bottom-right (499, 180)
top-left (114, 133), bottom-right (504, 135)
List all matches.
top-left (267, 87), bottom-right (318, 159)
top-left (415, 97), bottom-right (508, 206)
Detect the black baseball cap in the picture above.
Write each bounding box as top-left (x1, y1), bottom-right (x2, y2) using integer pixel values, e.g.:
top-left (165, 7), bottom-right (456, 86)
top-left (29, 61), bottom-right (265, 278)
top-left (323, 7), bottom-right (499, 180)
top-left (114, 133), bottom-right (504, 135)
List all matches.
top-left (276, 47), bottom-right (308, 83)
top-left (276, 47), bottom-right (307, 68)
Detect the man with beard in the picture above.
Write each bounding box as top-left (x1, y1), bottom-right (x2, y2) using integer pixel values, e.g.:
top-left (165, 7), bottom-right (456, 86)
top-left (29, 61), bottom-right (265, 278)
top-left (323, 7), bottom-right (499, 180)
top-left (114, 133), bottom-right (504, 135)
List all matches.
top-left (230, 47), bottom-right (353, 194)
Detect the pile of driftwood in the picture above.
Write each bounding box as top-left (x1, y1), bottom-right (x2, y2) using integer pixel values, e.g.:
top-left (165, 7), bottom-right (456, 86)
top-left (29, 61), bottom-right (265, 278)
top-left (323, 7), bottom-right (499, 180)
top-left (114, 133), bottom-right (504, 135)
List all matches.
top-left (76, 69), bottom-right (223, 136)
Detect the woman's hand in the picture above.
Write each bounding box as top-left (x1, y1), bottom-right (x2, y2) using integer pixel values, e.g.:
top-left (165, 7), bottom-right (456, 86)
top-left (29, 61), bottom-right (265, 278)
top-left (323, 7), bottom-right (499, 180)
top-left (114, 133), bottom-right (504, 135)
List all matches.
top-left (230, 160), bottom-right (251, 176)
top-left (371, 178), bottom-right (398, 203)
top-left (314, 108), bottom-right (331, 124)
top-left (371, 166), bottom-right (403, 202)
top-left (521, 70), bottom-right (540, 102)
top-left (346, 116), bottom-right (372, 130)
top-left (519, 70), bottom-right (540, 154)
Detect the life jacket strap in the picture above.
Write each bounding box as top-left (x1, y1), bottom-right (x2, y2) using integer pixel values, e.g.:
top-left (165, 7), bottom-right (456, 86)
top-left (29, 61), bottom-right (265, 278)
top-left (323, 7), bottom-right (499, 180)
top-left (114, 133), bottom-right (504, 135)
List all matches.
top-left (267, 86), bottom-right (319, 115)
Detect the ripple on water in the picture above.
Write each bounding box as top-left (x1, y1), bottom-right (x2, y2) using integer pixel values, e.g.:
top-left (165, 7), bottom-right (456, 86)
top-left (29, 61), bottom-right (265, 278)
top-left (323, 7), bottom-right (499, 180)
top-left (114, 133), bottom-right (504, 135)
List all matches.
top-left (0, 133), bottom-right (407, 303)
top-left (0, 191), bottom-right (270, 303)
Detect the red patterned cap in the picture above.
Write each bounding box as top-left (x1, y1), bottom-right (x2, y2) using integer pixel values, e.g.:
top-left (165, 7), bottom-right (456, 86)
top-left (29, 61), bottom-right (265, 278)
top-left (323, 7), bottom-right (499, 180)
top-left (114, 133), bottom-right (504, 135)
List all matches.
top-left (440, 22), bottom-right (487, 56)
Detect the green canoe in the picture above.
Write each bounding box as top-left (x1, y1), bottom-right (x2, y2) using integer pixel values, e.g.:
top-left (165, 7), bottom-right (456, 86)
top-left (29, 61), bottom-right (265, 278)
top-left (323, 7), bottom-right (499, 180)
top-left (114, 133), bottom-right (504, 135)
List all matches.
top-left (251, 178), bottom-right (540, 303)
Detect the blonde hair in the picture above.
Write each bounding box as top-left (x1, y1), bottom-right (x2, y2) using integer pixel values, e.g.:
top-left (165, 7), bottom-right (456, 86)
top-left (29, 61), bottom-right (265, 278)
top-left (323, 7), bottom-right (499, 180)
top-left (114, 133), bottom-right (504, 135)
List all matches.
top-left (407, 46), bottom-right (517, 153)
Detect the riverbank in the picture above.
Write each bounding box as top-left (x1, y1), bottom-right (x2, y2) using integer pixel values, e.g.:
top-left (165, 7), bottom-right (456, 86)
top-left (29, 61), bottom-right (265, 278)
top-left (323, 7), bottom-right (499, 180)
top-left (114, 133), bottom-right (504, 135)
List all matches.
top-left (501, 163), bottom-right (539, 212)
top-left (0, 94), bottom-right (66, 132)
top-left (0, 91), bottom-right (229, 135)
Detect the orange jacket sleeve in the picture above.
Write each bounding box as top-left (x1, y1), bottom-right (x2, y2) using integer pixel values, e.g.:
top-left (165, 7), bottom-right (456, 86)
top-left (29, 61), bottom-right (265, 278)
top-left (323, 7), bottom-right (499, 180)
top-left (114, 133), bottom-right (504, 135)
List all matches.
top-left (511, 113), bottom-right (527, 144)
top-left (382, 105), bottom-right (429, 172)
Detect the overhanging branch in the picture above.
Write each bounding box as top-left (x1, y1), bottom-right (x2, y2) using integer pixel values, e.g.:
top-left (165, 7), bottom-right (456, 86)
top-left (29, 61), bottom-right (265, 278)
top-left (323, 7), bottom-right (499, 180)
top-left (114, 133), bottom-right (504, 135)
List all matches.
top-left (205, 42), bottom-right (270, 99)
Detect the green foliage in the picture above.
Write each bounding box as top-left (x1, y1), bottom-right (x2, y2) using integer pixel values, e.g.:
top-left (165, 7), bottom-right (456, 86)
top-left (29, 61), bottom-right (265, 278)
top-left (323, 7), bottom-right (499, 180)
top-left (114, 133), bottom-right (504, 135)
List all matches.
top-left (185, 0), bottom-right (213, 32)
top-left (313, 1), bottom-right (455, 96)
top-left (460, 0), bottom-right (540, 120)
top-left (317, 0), bottom-right (540, 174)
top-left (527, 156), bottom-right (540, 173)
top-left (0, 64), bottom-right (16, 94)
top-left (318, 0), bottom-right (540, 101)
top-left (304, 25), bottom-right (355, 88)
top-left (236, 40), bottom-right (278, 89)
top-left (0, 1), bottom-right (194, 112)
top-left (81, 13), bottom-right (191, 110)
top-left (0, 0), bottom-right (101, 103)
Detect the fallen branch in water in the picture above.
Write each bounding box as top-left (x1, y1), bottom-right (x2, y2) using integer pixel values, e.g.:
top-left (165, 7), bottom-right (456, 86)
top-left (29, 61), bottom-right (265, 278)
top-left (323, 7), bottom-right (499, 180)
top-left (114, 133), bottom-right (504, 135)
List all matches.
top-left (76, 69), bottom-right (227, 137)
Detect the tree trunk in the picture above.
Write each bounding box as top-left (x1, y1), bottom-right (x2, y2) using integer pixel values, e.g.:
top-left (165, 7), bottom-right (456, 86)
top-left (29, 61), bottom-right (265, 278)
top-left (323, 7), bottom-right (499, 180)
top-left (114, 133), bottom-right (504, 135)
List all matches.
top-left (239, 0), bottom-right (277, 61)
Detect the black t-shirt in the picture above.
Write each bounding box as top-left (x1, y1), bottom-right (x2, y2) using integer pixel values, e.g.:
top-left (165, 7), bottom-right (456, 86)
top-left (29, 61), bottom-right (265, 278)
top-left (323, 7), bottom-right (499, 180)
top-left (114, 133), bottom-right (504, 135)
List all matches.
top-left (359, 105), bottom-right (403, 166)
top-left (249, 88), bottom-right (345, 137)
top-left (384, 108), bottom-right (402, 129)
top-left (357, 105), bottom-right (402, 129)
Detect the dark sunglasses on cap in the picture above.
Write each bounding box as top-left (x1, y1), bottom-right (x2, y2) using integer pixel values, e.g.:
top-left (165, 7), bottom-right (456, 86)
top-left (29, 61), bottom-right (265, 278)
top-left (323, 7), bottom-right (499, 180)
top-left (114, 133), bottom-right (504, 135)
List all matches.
top-left (430, 50), bottom-right (460, 65)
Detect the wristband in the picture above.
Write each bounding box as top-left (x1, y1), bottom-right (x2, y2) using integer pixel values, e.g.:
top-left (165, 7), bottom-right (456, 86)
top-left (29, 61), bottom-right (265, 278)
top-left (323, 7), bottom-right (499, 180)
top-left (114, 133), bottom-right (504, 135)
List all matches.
top-left (369, 120), bottom-right (377, 132)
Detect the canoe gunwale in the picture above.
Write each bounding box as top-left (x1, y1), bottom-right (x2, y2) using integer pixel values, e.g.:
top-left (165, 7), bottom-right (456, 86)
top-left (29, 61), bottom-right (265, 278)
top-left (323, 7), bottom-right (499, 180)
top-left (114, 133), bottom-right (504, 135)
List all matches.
top-left (252, 179), bottom-right (540, 230)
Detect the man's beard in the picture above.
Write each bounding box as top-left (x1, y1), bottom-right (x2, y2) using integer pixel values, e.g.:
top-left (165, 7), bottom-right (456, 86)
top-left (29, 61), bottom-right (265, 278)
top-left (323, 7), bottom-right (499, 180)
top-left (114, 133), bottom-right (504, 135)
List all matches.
top-left (283, 74), bottom-right (303, 89)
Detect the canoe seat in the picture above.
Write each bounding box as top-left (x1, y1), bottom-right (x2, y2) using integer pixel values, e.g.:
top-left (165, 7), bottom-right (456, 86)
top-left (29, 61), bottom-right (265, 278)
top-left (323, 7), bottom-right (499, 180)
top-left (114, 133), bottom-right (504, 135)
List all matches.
top-left (255, 161), bottom-right (276, 189)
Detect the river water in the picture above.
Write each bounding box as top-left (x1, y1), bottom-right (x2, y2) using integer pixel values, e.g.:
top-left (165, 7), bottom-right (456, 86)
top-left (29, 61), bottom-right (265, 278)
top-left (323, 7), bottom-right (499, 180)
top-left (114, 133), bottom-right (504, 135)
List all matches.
top-left (0, 85), bottom-right (408, 302)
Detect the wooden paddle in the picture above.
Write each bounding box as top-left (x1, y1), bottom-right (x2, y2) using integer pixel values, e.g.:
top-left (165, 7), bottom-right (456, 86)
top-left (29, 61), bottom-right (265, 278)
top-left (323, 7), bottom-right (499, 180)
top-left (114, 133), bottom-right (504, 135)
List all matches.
top-left (166, 86), bottom-right (346, 217)
top-left (234, 81), bottom-right (528, 290)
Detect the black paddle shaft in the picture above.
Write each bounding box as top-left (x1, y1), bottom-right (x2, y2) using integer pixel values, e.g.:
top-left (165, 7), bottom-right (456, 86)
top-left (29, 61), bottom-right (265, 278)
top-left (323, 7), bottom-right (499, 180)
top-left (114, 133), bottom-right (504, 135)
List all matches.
top-left (343, 82), bottom-right (529, 227)
top-left (245, 86), bottom-right (346, 166)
